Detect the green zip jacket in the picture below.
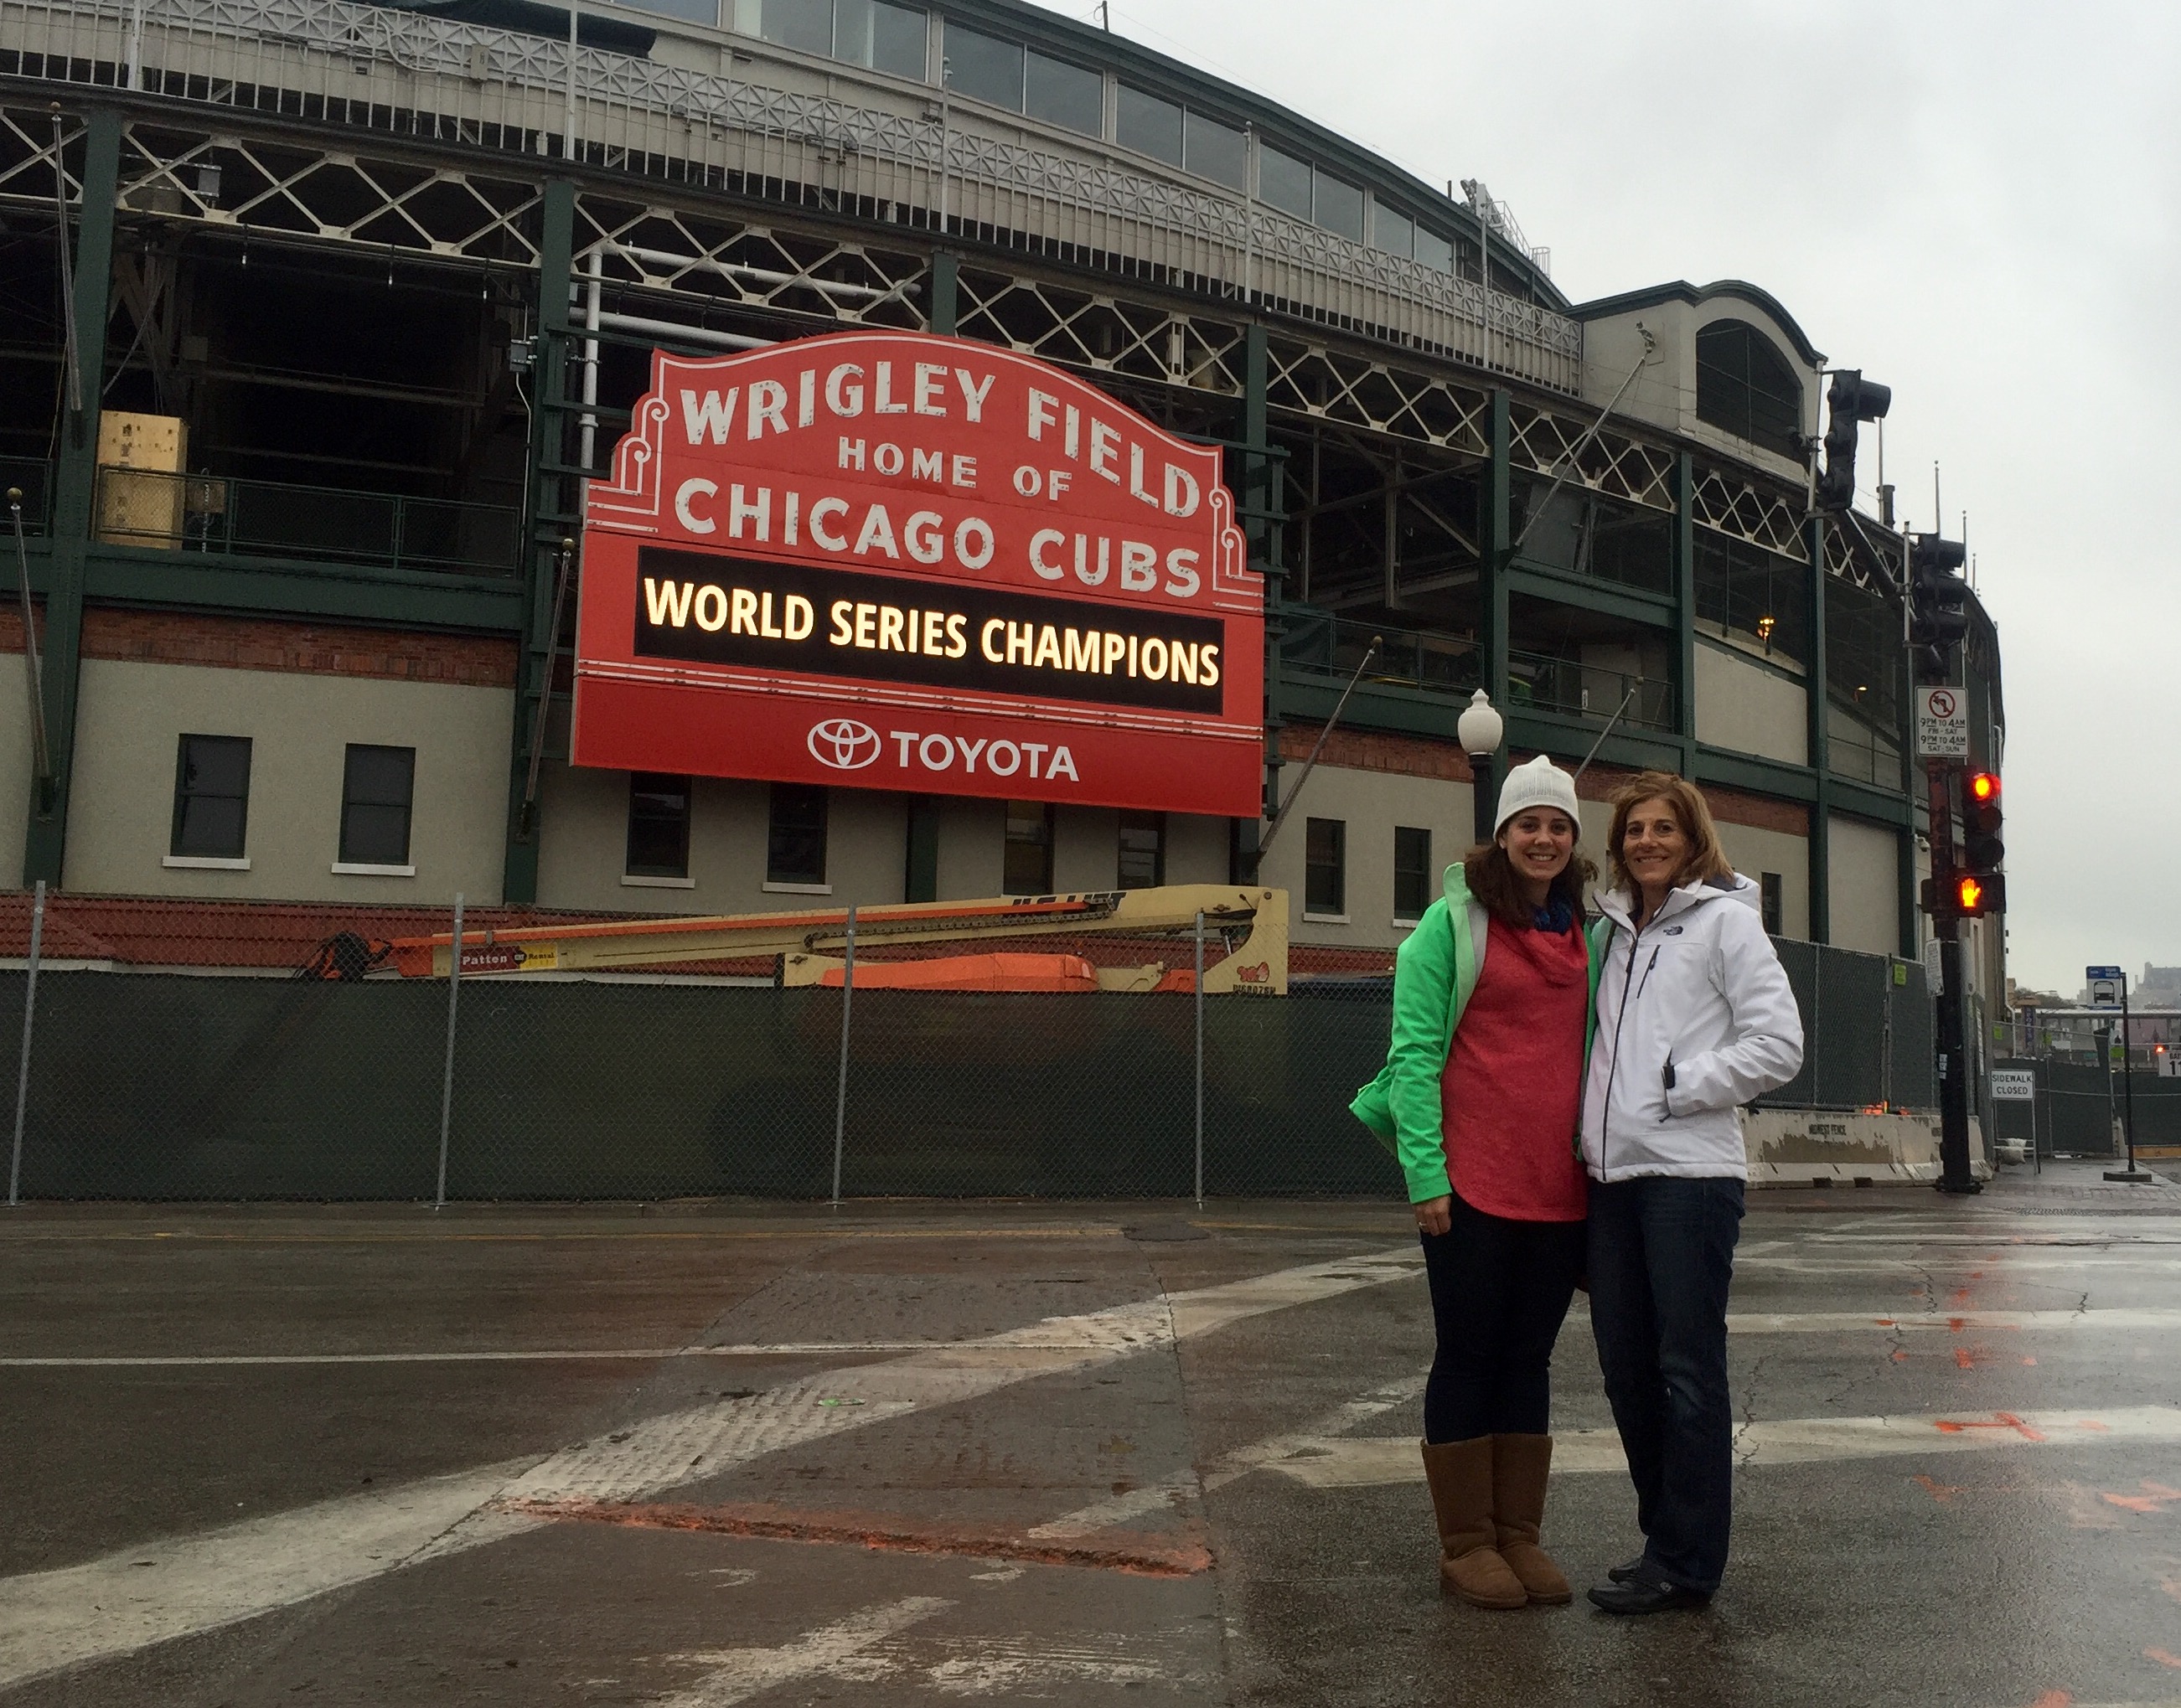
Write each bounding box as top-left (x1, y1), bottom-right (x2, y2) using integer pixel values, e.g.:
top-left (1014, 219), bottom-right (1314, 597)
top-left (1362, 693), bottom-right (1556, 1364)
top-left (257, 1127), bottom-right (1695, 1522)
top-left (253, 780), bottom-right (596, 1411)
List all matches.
top-left (1350, 862), bottom-right (1609, 1205)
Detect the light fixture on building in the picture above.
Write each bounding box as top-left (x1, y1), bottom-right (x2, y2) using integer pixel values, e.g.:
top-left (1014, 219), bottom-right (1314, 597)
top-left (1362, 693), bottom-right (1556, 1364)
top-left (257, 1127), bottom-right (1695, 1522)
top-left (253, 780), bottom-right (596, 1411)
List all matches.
top-left (1457, 688), bottom-right (1503, 847)
top-left (1755, 613), bottom-right (1775, 651)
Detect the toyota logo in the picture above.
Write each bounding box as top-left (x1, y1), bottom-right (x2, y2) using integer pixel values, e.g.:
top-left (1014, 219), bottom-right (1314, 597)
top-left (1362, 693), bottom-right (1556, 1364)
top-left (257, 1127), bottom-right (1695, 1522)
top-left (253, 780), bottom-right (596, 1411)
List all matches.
top-left (807, 718), bottom-right (881, 771)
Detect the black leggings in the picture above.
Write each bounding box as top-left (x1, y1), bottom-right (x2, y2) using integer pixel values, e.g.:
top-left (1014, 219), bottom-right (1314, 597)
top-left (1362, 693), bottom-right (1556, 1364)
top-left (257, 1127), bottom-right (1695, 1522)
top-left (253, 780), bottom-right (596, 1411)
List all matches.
top-left (1419, 1189), bottom-right (1587, 1442)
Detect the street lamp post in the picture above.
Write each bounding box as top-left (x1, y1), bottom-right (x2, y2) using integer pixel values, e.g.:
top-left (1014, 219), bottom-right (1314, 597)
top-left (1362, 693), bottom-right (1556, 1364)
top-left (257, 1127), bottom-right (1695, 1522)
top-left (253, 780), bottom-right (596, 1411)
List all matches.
top-left (1457, 689), bottom-right (1504, 849)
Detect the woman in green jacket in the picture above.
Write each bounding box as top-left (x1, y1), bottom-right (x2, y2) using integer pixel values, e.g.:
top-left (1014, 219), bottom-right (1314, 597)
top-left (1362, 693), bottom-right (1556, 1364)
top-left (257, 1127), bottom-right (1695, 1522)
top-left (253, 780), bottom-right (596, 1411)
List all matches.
top-left (1351, 754), bottom-right (1602, 1610)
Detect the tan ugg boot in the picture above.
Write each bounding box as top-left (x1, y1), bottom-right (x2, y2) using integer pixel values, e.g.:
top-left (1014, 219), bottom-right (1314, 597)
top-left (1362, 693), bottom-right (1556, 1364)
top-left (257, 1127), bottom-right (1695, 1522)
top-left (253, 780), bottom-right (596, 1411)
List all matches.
top-left (1491, 1433), bottom-right (1573, 1605)
top-left (1419, 1437), bottom-right (1527, 1609)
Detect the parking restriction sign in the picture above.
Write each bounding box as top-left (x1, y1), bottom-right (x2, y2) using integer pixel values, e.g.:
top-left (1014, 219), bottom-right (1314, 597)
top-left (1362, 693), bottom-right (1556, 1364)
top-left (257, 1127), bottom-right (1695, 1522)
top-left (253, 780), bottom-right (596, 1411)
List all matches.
top-left (1916, 686), bottom-right (1969, 758)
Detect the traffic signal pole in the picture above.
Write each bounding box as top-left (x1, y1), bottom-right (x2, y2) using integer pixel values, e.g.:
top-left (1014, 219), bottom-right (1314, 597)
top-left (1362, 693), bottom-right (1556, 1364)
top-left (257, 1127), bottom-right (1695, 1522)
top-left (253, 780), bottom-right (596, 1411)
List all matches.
top-left (1927, 761), bottom-right (1982, 1195)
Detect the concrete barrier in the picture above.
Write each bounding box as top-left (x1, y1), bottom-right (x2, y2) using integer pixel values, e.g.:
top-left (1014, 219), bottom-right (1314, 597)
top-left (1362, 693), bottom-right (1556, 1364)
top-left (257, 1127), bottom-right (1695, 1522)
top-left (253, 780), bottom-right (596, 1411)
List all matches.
top-left (1744, 1107), bottom-right (1991, 1187)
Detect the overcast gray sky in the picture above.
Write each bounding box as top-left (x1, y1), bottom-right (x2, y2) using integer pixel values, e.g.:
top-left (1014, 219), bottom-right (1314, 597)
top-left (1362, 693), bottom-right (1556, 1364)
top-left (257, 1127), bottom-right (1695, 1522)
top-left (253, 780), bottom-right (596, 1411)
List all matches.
top-left (1088, 0), bottom-right (2176, 998)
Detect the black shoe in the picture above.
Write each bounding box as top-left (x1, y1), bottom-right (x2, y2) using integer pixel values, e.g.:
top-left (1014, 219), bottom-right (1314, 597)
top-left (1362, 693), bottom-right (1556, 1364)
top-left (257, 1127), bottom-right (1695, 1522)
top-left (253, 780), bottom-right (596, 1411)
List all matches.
top-left (1607, 1554), bottom-right (1645, 1583)
top-left (1588, 1577), bottom-right (1712, 1615)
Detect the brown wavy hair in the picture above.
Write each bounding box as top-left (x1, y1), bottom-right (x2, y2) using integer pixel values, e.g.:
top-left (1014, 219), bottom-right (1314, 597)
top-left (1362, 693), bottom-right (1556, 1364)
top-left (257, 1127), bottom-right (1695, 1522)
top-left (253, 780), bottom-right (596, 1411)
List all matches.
top-left (1462, 826), bottom-right (1595, 931)
top-left (1605, 771), bottom-right (1733, 895)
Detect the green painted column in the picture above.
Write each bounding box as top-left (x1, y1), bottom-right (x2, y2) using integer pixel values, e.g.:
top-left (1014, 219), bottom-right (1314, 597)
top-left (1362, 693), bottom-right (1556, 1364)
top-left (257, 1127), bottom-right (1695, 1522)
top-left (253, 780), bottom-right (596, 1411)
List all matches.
top-left (1806, 513), bottom-right (1831, 943)
top-left (501, 178), bottom-right (576, 906)
top-left (1241, 322), bottom-right (1276, 880)
top-left (1672, 453), bottom-right (1698, 775)
top-left (1897, 813), bottom-right (1919, 961)
top-left (928, 251), bottom-right (959, 336)
top-left (22, 107), bottom-right (121, 889)
top-left (1476, 390), bottom-right (1511, 806)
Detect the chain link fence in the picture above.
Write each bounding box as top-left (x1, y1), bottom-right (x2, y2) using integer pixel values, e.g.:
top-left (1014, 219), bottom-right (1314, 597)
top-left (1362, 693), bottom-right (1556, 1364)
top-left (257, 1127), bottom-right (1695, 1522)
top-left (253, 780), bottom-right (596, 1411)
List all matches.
top-left (2, 885), bottom-right (1936, 1202)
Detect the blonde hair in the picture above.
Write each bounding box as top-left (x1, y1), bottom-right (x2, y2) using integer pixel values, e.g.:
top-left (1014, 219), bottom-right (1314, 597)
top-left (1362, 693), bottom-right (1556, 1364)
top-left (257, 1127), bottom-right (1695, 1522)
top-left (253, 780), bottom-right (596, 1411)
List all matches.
top-left (1605, 772), bottom-right (1733, 895)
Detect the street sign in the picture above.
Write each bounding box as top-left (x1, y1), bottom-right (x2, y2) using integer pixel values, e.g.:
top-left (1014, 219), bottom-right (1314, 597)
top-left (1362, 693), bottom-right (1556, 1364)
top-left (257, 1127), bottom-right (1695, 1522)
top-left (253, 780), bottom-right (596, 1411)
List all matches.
top-left (1990, 1070), bottom-right (2035, 1102)
top-left (1915, 685), bottom-right (1969, 758)
top-left (2088, 964), bottom-right (2126, 1010)
top-left (2087, 965), bottom-right (2124, 980)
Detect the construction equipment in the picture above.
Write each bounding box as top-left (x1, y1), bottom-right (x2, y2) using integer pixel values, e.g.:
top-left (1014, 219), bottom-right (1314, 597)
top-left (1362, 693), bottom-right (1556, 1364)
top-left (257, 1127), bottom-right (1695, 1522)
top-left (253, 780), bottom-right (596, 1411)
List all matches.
top-left (387, 885), bottom-right (1289, 994)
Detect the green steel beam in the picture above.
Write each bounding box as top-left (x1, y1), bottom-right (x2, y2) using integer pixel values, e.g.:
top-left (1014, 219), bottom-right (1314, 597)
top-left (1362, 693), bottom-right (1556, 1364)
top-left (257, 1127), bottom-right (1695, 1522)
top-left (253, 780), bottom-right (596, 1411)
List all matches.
top-left (1694, 746), bottom-right (1819, 804)
top-left (1478, 390), bottom-right (1511, 808)
top-left (1503, 562), bottom-right (1675, 629)
top-left (1830, 776), bottom-right (1914, 827)
top-left (1806, 513), bottom-right (1831, 942)
top-left (928, 251), bottom-right (959, 335)
top-left (82, 551), bottom-right (522, 630)
top-left (503, 178), bottom-right (576, 906)
top-left (1241, 321), bottom-right (1274, 877)
top-left (1672, 453), bottom-right (1698, 773)
top-left (23, 106), bottom-right (121, 888)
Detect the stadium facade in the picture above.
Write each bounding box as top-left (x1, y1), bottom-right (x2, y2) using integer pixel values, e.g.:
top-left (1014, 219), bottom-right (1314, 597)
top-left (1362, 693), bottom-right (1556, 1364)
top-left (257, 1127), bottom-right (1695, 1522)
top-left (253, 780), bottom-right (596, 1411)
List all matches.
top-left (0, 0), bottom-right (2003, 1001)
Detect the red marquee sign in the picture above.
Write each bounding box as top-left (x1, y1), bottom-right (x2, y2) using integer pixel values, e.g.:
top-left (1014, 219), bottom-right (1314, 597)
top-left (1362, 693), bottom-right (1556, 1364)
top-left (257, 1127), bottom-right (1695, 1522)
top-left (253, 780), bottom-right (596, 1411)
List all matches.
top-left (572, 331), bottom-right (1263, 816)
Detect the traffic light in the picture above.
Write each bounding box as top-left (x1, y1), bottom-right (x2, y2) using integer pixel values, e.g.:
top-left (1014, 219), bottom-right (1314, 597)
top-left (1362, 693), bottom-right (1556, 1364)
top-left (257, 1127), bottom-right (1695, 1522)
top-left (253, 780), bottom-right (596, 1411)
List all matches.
top-left (1961, 771), bottom-right (2003, 869)
top-left (1948, 870), bottom-right (2005, 917)
top-left (1909, 533), bottom-right (1970, 683)
top-left (1817, 369), bottom-right (1893, 511)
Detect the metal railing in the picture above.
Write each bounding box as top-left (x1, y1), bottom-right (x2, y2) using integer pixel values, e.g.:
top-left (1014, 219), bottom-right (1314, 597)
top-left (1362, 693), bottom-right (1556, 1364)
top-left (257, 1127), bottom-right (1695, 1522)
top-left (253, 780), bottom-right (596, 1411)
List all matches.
top-left (0, 0), bottom-right (1584, 392)
top-left (1506, 648), bottom-right (1675, 730)
top-left (93, 465), bottom-right (521, 576)
top-left (1280, 614), bottom-right (1480, 697)
top-left (0, 458), bottom-right (54, 534)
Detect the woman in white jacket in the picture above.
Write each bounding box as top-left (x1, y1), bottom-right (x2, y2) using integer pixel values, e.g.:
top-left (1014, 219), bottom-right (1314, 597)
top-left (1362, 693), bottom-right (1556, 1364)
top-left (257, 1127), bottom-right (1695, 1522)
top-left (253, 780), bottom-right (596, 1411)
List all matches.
top-left (1579, 771), bottom-right (1802, 1615)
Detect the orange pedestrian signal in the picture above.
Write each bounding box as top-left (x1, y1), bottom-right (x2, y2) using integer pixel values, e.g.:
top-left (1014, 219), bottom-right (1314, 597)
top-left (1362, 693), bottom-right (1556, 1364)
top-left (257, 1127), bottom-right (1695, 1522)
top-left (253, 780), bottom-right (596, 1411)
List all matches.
top-left (1950, 872), bottom-right (2005, 917)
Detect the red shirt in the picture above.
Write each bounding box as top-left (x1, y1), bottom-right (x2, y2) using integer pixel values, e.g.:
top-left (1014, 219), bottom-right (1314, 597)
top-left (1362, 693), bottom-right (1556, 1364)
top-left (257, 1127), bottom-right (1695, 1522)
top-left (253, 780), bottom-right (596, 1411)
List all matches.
top-left (1440, 914), bottom-right (1589, 1222)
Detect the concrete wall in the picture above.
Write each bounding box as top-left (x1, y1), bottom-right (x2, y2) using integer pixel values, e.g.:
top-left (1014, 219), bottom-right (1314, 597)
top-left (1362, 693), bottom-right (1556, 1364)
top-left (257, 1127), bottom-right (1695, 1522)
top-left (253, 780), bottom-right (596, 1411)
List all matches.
top-left (1711, 820), bottom-right (1811, 941)
top-left (64, 658), bottom-right (512, 904)
top-left (1693, 640), bottom-right (1807, 767)
top-left (1827, 813), bottom-right (1901, 957)
top-left (0, 653), bottom-right (34, 885)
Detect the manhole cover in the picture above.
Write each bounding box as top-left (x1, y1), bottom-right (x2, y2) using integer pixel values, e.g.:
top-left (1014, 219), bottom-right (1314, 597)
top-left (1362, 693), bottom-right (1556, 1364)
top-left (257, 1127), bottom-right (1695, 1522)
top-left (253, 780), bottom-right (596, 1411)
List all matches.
top-left (1122, 1221), bottom-right (1210, 1242)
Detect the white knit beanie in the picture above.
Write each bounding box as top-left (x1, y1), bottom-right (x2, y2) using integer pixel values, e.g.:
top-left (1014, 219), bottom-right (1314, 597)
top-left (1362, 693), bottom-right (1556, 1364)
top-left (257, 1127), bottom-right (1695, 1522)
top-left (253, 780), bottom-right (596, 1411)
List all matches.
top-left (1493, 753), bottom-right (1582, 836)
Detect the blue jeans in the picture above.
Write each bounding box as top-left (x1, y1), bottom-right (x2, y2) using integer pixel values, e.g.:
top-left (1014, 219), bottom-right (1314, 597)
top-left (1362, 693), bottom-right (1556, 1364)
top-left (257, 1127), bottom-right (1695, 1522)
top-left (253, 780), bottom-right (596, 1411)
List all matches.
top-left (1586, 1175), bottom-right (1744, 1595)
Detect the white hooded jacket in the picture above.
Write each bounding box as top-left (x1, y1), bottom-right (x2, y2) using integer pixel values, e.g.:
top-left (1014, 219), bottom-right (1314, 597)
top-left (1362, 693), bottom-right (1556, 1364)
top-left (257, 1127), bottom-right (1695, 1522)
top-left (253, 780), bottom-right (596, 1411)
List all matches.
top-left (1579, 872), bottom-right (1805, 1183)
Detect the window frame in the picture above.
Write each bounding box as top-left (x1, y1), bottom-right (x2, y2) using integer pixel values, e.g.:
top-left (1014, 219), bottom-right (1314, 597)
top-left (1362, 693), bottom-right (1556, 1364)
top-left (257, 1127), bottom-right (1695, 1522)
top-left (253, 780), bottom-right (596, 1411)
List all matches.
top-left (941, 18), bottom-right (1025, 111)
top-left (765, 782), bottom-right (830, 889)
top-left (1393, 825), bottom-right (1433, 923)
top-left (1117, 810), bottom-right (1165, 890)
top-left (337, 743), bottom-right (416, 869)
top-left (625, 771), bottom-right (693, 880)
top-left (1760, 871), bottom-right (1785, 937)
top-left (169, 733), bottom-right (253, 861)
top-left (1694, 317), bottom-right (1805, 462)
top-left (1304, 817), bottom-right (1346, 919)
top-left (1002, 799), bottom-right (1055, 896)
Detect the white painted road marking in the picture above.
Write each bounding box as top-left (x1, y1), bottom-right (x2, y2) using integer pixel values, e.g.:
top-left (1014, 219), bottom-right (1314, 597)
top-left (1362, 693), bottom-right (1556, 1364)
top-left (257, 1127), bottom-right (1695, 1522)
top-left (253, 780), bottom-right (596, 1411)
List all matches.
top-left (657, 1597), bottom-right (952, 1707)
top-left (0, 1246), bottom-right (1421, 1689)
top-left (1259, 1406), bottom-right (2181, 1489)
top-left (0, 1462), bottom-right (529, 1689)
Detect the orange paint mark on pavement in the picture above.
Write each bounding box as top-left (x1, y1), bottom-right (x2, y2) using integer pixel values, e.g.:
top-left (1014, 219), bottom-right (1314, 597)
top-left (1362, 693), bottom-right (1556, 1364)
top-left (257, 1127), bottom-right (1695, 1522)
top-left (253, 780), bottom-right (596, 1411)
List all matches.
top-left (2103, 1493), bottom-right (2163, 1513)
top-left (2146, 1648), bottom-right (2181, 1669)
top-left (2159, 1575), bottom-right (2181, 1606)
top-left (1936, 1413), bottom-right (2047, 1442)
top-left (2023, 1357), bottom-right (2037, 1366)
top-left (2028, 1690), bottom-right (2071, 1705)
top-left (1955, 1348), bottom-right (1977, 1370)
top-left (1913, 1475), bottom-right (1964, 1504)
top-left (1890, 1349), bottom-right (1910, 1364)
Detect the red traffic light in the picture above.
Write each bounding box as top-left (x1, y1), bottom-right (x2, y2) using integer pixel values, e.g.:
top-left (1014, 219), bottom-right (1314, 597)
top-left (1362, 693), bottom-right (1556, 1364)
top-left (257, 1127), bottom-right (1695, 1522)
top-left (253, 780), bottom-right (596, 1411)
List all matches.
top-left (1967, 771), bottom-right (2000, 806)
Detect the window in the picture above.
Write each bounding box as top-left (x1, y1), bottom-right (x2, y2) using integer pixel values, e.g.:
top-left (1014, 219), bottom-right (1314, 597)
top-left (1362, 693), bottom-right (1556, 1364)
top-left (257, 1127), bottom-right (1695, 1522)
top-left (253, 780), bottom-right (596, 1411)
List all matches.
top-left (1025, 50), bottom-right (1101, 136)
top-left (1760, 872), bottom-right (1784, 937)
top-left (1695, 318), bottom-right (1804, 462)
top-left (1183, 111), bottom-right (1246, 188)
top-left (1314, 173), bottom-right (1364, 240)
top-left (170, 735), bottom-right (251, 859)
top-left (834, 0), bottom-right (925, 77)
top-left (760, 0), bottom-right (830, 54)
top-left (1258, 143), bottom-right (1312, 219)
top-left (1414, 226), bottom-right (1454, 273)
top-left (1115, 84), bottom-right (1181, 163)
top-left (1305, 818), bottom-right (1345, 916)
top-left (626, 773), bottom-right (691, 879)
top-left (1003, 800), bottom-right (1053, 895)
top-left (1393, 826), bottom-right (1432, 921)
top-left (943, 21), bottom-right (1022, 110)
top-left (339, 745), bottom-right (415, 867)
top-left (1118, 811), bottom-right (1165, 889)
top-left (767, 783), bottom-right (829, 886)
top-left (620, 0), bottom-right (721, 23)
top-left (1372, 202), bottom-right (1414, 259)
top-left (1694, 534), bottom-right (1807, 664)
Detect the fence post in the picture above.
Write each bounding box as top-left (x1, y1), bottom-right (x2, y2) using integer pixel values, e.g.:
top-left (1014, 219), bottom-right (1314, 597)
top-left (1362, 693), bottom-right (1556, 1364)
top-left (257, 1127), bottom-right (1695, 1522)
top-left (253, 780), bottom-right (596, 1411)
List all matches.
top-left (1194, 908), bottom-right (1204, 1210)
top-left (831, 905), bottom-right (855, 1209)
top-left (434, 892), bottom-right (463, 1210)
top-left (8, 879), bottom-right (45, 1207)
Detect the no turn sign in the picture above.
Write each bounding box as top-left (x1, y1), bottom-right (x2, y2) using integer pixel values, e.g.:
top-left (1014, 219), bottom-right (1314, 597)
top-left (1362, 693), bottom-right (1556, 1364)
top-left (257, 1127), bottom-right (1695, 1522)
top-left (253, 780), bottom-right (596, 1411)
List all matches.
top-left (1916, 686), bottom-right (1969, 758)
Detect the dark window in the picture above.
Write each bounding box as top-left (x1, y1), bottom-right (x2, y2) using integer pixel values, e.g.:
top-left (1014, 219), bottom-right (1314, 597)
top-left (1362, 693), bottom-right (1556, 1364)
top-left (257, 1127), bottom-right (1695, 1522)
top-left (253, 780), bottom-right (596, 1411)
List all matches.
top-left (1183, 111), bottom-right (1246, 188)
top-left (767, 783), bottom-right (828, 885)
top-left (759, 0), bottom-right (831, 54)
top-left (1314, 173), bottom-right (1364, 240)
top-left (943, 22), bottom-right (1022, 110)
top-left (1025, 50), bottom-right (1101, 135)
top-left (1118, 811), bottom-right (1165, 889)
top-left (1003, 800), bottom-right (1054, 895)
top-left (339, 745), bottom-right (415, 866)
top-left (1693, 534), bottom-right (1807, 664)
top-left (1258, 143), bottom-right (1312, 218)
top-left (171, 735), bottom-right (251, 859)
top-left (1414, 226), bottom-right (1455, 273)
top-left (1760, 871), bottom-right (1784, 937)
top-left (1393, 826), bottom-right (1432, 921)
top-left (620, 0), bottom-right (721, 23)
top-left (1305, 818), bottom-right (1345, 916)
top-left (834, 0), bottom-right (925, 77)
top-left (1695, 318), bottom-right (1804, 462)
top-left (1372, 202), bottom-right (1414, 259)
top-left (626, 773), bottom-right (691, 879)
top-left (1116, 84), bottom-right (1181, 163)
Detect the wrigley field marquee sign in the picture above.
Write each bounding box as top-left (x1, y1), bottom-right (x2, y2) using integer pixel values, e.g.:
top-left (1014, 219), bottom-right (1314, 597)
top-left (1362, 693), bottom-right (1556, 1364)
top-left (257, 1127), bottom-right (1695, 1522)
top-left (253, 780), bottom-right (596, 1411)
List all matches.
top-left (573, 331), bottom-right (1263, 815)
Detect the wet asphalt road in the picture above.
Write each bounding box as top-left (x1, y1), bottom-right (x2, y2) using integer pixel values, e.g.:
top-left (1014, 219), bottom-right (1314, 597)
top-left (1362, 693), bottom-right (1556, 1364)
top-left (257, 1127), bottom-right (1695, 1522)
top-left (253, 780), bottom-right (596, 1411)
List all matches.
top-left (3, 1164), bottom-right (2181, 1707)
